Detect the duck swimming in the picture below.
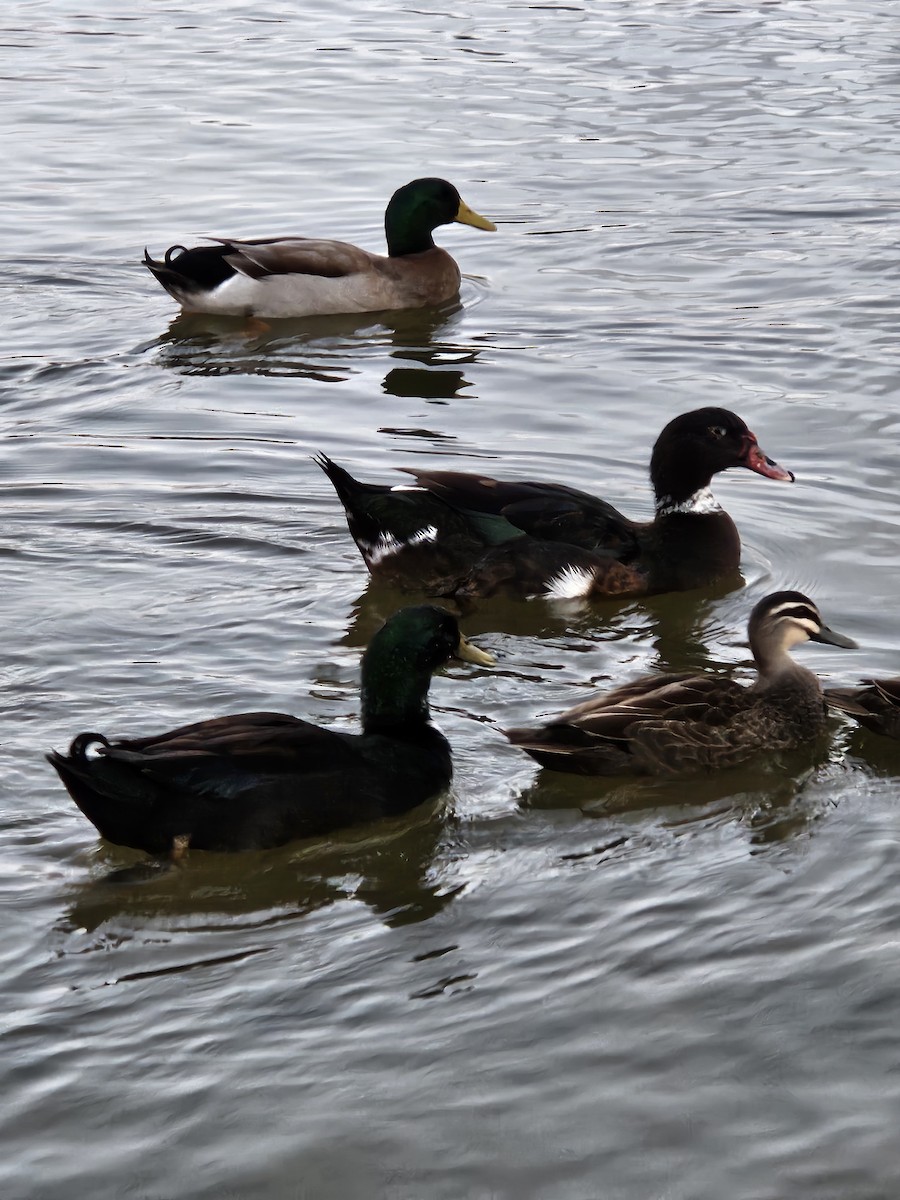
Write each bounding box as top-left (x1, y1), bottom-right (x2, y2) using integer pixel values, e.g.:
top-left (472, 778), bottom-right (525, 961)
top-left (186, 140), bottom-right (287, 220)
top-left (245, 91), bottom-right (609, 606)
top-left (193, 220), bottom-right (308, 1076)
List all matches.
top-left (505, 591), bottom-right (855, 775)
top-left (317, 408), bottom-right (793, 601)
top-left (47, 606), bottom-right (493, 855)
top-left (143, 177), bottom-right (495, 318)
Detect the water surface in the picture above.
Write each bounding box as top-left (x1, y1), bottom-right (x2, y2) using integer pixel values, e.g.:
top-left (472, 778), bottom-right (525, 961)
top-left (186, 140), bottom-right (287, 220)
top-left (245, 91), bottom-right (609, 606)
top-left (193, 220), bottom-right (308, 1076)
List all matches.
top-left (3, 3), bottom-right (900, 1198)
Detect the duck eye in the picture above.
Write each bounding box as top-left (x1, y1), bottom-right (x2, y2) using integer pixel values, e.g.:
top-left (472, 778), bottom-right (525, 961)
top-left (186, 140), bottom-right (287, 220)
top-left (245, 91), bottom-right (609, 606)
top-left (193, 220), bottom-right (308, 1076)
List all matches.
top-left (709, 425), bottom-right (727, 440)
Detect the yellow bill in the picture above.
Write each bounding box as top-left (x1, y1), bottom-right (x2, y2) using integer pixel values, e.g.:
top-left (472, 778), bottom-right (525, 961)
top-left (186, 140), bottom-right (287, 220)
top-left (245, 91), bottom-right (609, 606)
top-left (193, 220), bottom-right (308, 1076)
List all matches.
top-left (455, 633), bottom-right (495, 666)
top-left (455, 200), bottom-right (497, 232)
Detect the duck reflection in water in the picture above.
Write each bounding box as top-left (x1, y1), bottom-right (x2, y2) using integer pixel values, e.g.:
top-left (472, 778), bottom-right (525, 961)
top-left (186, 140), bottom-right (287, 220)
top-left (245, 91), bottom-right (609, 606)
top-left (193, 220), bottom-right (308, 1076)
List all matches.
top-left (64, 800), bottom-right (461, 934)
top-left (144, 295), bottom-right (480, 400)
top-left (518, 757), bottom-right (835, 855)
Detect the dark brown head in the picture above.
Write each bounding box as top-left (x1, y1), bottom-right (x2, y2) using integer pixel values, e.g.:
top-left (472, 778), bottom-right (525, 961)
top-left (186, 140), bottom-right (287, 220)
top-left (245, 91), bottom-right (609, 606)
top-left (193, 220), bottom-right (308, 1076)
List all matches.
top-left (650, 408), bottom-right (794, 511)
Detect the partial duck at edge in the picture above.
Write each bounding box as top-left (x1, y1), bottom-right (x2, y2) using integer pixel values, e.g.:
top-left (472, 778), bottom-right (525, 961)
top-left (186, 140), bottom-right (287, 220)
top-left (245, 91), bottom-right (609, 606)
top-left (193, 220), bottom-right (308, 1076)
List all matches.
top-left (505, 591), bottom-right (856, 775)
top-left (144, 177), bottom-right (495, 319)
top-left (826, 677), bottom-right (900, 739)
top-left (47, 606), bottom-right (494, 856)
top-left (318, 408), bottom-right (793, 601)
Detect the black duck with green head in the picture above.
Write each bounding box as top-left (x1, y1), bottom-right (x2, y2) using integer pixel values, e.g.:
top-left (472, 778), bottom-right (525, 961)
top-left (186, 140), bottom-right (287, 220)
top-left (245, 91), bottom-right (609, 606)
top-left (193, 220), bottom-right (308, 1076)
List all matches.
top-left (47, 606), bottom-right (493, 855)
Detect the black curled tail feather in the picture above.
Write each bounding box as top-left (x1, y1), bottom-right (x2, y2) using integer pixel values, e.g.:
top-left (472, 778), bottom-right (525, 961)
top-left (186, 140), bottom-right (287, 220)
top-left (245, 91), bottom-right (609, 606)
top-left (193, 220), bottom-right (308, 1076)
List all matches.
top-left (69, 732), bottom-right (112, 760)
top-left (47, 734), bottom-right (168, 852)
top-left (143, 248), bottom-right (181, 290)
top-left (143, 244), bottom-right (236, 292)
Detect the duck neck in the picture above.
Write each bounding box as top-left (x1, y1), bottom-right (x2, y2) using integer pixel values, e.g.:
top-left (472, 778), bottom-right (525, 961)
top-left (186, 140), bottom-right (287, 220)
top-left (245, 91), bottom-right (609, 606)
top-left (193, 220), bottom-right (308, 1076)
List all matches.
top-left (651, 454), bottom-right (721, 517)
top-left (752, 644), bottom-right (820, 694)
top-left (385, 196), bottom-right (437, 257)
top-left (654, 485), bottom-right (723, 518)
top-left (360, 651), bottom-right (433, 734)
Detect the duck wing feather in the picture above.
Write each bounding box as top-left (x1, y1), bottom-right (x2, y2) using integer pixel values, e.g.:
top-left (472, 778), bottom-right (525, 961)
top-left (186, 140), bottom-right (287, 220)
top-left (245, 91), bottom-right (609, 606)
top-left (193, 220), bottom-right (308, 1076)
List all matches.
top-left (216, 237), bottom-right (379, 281)
top-left (507, 674), bottom-right (766, 775)
top-left (51, 711), bottom-right (450, 853)
top-left (92, 712), bottom-right (363, 795)
top-left (404, 471), bottom-right (641, 555)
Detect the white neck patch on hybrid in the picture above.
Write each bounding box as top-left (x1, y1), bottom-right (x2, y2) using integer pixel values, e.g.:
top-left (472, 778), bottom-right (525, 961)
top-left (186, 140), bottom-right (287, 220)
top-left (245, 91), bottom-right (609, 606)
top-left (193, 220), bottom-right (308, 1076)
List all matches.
top-left (656, 486), bottom-right (722, 517)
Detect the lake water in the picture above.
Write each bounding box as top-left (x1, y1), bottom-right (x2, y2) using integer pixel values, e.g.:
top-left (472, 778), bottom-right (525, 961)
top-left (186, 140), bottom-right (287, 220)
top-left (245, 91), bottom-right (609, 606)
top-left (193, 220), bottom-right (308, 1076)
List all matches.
top-left (4, 2), bottom-right (900, 1197)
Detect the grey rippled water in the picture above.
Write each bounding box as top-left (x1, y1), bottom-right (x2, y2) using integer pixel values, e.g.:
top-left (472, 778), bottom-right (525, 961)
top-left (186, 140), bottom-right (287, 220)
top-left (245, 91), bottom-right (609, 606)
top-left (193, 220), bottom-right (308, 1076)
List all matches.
top-left (3, 2), bottom-right (900, 1198)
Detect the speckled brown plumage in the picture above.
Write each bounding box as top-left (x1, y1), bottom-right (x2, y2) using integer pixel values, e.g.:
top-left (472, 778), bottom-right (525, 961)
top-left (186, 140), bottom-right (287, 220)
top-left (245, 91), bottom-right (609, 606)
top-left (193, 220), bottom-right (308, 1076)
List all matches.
top-left (506, 592), bottom-right (856, 776)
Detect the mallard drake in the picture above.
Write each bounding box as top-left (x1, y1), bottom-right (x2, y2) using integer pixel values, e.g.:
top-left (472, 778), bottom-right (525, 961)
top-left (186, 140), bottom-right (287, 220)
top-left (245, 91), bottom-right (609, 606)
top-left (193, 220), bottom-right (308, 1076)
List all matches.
top-left (143, 177), bottom-right (495, 318)
top-left (826, 677), bottom-right (900, 739)
top-left (505, 591), bottom-right (856, 775)
top-left (47, 606), bottom-right (493, 855)
top-left (317, 408), bottom-right (793, 600)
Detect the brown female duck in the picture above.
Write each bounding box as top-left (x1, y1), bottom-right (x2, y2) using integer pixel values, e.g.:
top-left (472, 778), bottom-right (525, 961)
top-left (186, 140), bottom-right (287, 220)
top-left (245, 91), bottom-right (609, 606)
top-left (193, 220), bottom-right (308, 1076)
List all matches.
top-left (317, 408), bottom-right (793, 600)
top-left (505, 591), bottom-right (856, 775)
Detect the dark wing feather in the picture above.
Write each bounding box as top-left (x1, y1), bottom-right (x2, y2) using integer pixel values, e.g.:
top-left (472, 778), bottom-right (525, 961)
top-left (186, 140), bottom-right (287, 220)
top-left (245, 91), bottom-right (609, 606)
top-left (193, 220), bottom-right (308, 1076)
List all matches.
top-left (50, 709), bottom-right (451, 853)
top-left (405, 470), bottom-right (641, 555)
top-left (506, 674), bottom-right (758, 775)
top-left (104, 712), bottom-right (358, 791)
top-left (316, 453), bottom-right (525, 590)
top-left (556, 674), bottom-right (743, 731)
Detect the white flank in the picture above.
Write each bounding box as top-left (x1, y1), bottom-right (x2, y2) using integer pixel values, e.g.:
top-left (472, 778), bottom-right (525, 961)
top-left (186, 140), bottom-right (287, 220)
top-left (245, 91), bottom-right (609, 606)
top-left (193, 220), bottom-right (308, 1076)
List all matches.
top-left (542, 563), bottom-right (597, 600)
top-left (183, 272), bottom-right (386, 319)
top-left (657, 486), bottom-right (722, 517)
top-left (363, 525), bottom-right (438, 567)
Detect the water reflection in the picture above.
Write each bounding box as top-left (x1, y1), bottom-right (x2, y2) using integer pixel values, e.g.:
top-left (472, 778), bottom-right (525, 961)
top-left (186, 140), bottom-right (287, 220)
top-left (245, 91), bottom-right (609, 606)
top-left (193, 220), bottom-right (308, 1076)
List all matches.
top-left (339, 570), bottom-right (746, 654)
top-left (145, 296), bottom-right (482, 400)
top-left (382, 365), bottom-right (469, 400)
top-left (517, 741), bottom-right (836, 852)
top-left (338, 578), bottom-right (640, 651)
top-left (632, 574), bottom-right (746, 672)
top-left (842, 728), bottom-right (900, 774)
top-left (63, 801), bottom-right (455, 933)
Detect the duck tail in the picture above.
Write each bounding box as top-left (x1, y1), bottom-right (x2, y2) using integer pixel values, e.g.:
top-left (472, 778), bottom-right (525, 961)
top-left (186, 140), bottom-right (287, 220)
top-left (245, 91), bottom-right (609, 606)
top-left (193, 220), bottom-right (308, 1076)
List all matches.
top-left (314, 452), bottom-right (410, 567)
top-left (142, 246), bottom-right (190, 295)
top-left (313, 453), bottom-right (377, 514)
top-left (143, 243), bottom-right (236, 300)
top-left (315, 451), bottom-right (501, 586)
top-left (46, 734), bottom-right (161, 851)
